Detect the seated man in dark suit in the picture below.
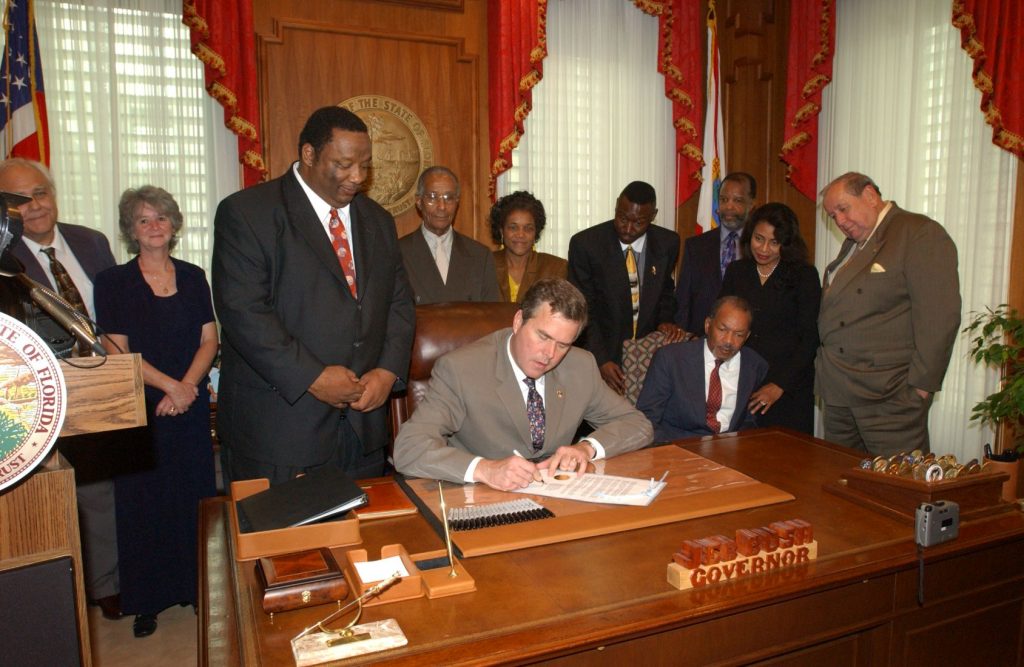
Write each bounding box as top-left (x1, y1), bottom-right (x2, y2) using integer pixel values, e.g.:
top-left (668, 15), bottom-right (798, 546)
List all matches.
top-left (567, 181), bottom-right (685, 395)
top-left (674, 172), bottom-right (757, 335)
top-left (398, 166), bottom-right (499, 304)
top-left (394, 278), bottom-right (652, 491)
top-left (637, 296), bottom-right (767, 443)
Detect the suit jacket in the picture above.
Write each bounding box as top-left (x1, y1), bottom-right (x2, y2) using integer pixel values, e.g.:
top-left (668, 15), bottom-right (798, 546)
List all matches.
top-left (12, 222), bottom-right (116, 291)
top-left (212, 168), bottom-right (415, 467)
top-left (636, 339), bottom-right (768, 443)
top-left (674, 227), bottom-right (726, 333)
top-left (393, 328), bottom-right (653, 483)
top-left (399, 229), bottom-right (499, 305)
top-left (816, 203), bottom-right (961, 406)
top-left (494, 250), bottom-right (567, 303)
top-left (567, 221), bottom-right (679, 366)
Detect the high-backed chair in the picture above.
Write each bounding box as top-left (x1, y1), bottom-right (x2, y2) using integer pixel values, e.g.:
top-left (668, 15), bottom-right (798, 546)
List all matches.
top-left (389, 301), bottom-right (519, 442)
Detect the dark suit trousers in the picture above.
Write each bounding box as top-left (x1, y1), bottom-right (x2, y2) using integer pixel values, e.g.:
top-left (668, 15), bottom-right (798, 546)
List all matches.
top-left (220, 415), bottom-right (385, 485)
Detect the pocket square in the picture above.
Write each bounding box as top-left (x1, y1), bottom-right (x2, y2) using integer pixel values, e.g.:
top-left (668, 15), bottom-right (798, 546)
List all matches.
top-left (870, 263), bottom-right (886, 273)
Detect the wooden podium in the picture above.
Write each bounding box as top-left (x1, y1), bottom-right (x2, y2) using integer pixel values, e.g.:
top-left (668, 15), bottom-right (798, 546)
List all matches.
top-left (0, 354), bottom-right (146, 666)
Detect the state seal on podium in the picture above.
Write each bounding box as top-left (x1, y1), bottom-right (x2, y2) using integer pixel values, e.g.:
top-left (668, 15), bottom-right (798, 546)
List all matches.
top-left (0, 313), bottom-right (68, 492)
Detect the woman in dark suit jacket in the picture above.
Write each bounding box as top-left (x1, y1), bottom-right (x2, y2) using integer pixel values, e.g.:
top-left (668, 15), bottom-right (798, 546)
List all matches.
top-left (719, 203), bottom-right (821, 434)
top-left (490, 191), bottom-right (567, 303)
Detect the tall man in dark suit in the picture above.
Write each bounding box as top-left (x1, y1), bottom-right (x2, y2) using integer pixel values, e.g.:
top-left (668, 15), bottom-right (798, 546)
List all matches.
top-left (638, 296), bottom-right (767, 442)
top-left (0, 157), bottom-right (122, 619)
top-left (399, 166), bottom-right (499, 304)
top-left (394, 278), bottom-right (652, 490)
top-left (674, 172), bottom-right (757, 335)
top-left (568, 181), bottom-right (685, 394)
top-left (212, 106), bottom-right (415, 485)
top-left (818, 172), bottom-right (960, 456)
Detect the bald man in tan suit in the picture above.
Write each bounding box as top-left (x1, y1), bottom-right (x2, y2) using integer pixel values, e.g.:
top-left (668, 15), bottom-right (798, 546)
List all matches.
top-left (817, 172), bottom-right (961, 457)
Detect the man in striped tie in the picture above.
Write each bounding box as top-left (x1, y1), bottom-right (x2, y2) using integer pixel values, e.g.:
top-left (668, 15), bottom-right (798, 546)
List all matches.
top-left (568, 181), bottom-right (686, 395)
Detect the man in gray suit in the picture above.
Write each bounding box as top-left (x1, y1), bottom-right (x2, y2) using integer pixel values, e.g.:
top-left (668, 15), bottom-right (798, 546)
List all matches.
top-left (394, 279), bottom-right (652, 491)
top-left (398, 166), bottom-right (499, 305)
top-left (817, 172), bottom-right (961, 456)
top-left (0, 158), bottom-right (121, 619)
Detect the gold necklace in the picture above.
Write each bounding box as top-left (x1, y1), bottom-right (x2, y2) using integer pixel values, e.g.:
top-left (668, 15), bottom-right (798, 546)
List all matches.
top-left (142, 261), bottom-right (175, 294)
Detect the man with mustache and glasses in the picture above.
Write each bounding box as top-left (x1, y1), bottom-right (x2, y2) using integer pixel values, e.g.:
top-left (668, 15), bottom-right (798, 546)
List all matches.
top-left (675, 172), bottom-right (757, 337)
top-left (638, 296), bottom-right (767, 443)
top-left (398, 166), bottom-right (499, 305)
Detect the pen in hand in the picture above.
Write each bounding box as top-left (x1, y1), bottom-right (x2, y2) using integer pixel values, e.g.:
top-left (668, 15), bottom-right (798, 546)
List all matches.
top-left (513, 449), bottom-right (545, 484)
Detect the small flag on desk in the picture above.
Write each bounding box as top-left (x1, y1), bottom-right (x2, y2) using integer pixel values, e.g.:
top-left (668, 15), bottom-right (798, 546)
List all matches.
top-left (695, 1), bottom-right (724, 235)
top-left (1, 0), bottom-right (50, 164)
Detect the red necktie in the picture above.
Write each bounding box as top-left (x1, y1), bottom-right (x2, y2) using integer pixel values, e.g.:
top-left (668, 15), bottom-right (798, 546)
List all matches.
top-left (706, 359), bottom-right (724, 433)
top-left (328, 208), bottom-right (357, 297)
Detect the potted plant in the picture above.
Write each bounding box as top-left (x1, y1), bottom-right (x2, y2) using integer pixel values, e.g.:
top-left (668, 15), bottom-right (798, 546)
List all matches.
top-left (964, 304), bottom-right (1024, 500)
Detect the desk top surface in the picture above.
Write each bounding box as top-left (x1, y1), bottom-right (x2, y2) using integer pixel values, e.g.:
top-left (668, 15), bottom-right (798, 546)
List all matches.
top-left (200, 429), bottom-right (1024, 666)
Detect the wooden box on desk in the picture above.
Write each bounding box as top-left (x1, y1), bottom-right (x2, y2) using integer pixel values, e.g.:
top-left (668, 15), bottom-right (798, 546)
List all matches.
top-left (228, 479), bottom-right (361, 561)
top-left (826, 467), bottom-right (1011, 523)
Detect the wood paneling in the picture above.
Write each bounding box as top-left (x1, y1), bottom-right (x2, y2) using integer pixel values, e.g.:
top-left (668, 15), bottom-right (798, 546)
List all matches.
top-left (253, 0), bottom-right (491, 242)
top-left (714, 0), bottom-right (817, 256)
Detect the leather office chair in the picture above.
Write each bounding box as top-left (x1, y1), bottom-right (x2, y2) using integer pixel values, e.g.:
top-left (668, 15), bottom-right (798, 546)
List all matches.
top-left (389, 301), bottom-right (519, 443)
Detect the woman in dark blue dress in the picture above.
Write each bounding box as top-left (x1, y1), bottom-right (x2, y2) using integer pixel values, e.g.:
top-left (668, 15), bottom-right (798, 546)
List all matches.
top-left (94, 186), bottom-right (218, 638)
top-left (719, 203), bottom-right (821, 434)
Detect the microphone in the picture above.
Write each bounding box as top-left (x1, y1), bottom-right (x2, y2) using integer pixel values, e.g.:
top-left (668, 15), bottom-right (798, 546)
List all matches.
top-left (11, 272), bottom-right (107, 357)
top-left (0, 191), bottom-right (107, 357)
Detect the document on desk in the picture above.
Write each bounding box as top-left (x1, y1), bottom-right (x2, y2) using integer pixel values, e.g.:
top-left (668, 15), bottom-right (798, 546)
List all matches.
top-left (511, 471), bottom-right (666, 506)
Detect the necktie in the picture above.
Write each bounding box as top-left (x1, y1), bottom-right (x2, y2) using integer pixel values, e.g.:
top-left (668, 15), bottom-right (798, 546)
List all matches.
top-left (435, 241), bottom-right (449, 284)
top-left (706, 359), bottom-right (724, 433)
top-left (328, 208), bottom-right (358, 298)
top-left (625, 246), bottom-right (639, 338)
top-left (42, 247), bottom-right (92, 356)
top-left (823, 239), bottom-right (859, 290)
top-left (523, 377), bottom-right (545, 453)
top-left (721, 231), bottom-right (737, 277)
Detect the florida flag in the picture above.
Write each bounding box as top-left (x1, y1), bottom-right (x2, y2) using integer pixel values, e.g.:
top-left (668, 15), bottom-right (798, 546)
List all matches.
top-left (695, 5), bottom-right (724, 234)
top-left (1, 0), bottom-right (49, 164)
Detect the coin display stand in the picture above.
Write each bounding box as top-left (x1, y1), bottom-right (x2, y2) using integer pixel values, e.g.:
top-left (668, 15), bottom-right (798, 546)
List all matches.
top-left (826, 466), bottom-right (1011, 523)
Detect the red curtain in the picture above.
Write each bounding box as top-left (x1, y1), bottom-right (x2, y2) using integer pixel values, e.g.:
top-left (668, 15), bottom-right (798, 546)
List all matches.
top-left (953, 0), bottom-right (1024, 160)
top-left (779, 0), bottom-right (835, 201)
top-left (183, 0), bottom-right (268, 188)
top-left (633, 0), bottom-right (703, 206)
top-left (487, 0), bottom-right (548, 200)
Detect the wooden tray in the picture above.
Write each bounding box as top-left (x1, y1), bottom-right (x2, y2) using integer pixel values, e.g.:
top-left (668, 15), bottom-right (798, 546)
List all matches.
top-left (824, 466), bottom-right (1012, 523)
top-left (228, 479), bottom-right (361, 561)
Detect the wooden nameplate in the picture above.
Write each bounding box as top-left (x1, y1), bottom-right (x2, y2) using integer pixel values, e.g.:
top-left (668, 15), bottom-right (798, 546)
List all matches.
top-left (667, 519), bottom-right (817, 591)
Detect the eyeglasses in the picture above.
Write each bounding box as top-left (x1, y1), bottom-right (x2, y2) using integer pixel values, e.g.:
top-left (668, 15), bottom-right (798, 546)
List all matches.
top-left (421, 192), bottom-right (459, 206)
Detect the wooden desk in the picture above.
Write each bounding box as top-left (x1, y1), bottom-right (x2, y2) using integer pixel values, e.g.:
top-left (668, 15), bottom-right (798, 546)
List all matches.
top-left (200, 430), bottom-right (1024, 665)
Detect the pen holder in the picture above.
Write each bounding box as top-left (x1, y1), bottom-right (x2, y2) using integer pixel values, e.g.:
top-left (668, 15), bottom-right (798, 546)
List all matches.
top-left (343, 544), bottom-right (423, 606)
top-left (410, 549), bottom-right (476, 599)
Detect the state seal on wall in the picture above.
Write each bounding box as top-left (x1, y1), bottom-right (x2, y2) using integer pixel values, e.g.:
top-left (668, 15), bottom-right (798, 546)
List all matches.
top-left (0, 313), bottom-right (68, 493)
top-left (338, 95), bottom-right (434, 217)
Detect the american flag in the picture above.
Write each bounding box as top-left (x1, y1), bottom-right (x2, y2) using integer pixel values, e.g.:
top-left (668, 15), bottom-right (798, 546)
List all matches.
top-left (1, 0), bottom-right (49, 164)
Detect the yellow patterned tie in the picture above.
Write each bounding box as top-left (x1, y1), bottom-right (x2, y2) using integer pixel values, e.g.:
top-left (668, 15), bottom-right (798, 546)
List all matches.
top-left (42, 247), bottom-right (92, 356)
top-left (626, 246), bottom-right (639, 338)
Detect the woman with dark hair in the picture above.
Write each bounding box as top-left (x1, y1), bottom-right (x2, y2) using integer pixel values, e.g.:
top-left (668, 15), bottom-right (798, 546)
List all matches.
top-left (94, 186), bottom-right (218, 637)
top-left (490, 191), bottom-right (567, 303)
top-left (719, 202), bottom-right (820, 433)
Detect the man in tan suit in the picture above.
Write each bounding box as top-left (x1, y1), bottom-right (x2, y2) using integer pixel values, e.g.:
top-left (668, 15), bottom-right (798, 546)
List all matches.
top-left (817, 172), bottom-right (961, 456)
top-left (394, 279), bottom-right (652, 490)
